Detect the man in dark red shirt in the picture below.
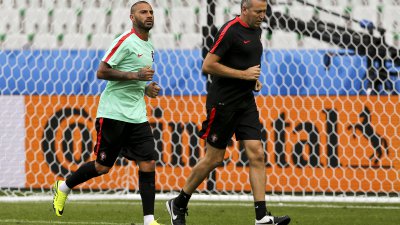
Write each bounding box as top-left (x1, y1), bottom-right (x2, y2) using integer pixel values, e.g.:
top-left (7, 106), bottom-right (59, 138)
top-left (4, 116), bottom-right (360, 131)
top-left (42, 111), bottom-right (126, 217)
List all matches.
top-left (166, 0), bottom-right (291, 225)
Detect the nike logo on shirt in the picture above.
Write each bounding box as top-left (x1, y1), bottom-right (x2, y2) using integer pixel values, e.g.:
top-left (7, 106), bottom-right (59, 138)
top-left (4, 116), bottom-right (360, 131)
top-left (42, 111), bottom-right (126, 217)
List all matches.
top-left (243, 40), bottom-right (251, 44)
top-left (138, 54), bottom-right (143, 57)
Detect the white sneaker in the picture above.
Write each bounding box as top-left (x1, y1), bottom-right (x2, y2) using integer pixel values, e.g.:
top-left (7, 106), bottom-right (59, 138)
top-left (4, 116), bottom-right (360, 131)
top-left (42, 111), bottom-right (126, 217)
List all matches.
top-left (255, 214), bottom-right (291, 225)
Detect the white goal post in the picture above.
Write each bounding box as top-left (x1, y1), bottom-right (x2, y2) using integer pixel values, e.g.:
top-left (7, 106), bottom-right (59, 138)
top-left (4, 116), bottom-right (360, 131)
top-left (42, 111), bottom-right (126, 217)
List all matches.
top-left (0, 0), bottom-right (399, 203)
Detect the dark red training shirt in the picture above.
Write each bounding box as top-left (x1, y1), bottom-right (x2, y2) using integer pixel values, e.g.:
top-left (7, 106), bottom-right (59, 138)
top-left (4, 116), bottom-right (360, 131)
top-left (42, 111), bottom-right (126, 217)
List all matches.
top-left (206, 16), bottom-right (263, 110)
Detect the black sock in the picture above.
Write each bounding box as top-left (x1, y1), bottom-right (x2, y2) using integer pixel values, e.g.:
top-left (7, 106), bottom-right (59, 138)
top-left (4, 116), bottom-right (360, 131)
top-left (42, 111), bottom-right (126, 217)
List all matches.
top-left (139, 171), bottom-right (155, 216)
top-left (174, 189), bottom-right (191, 209)
top-left (255, 201), bottom-right (267, 220)
top-left (65, 161), bottom-right (100, 188)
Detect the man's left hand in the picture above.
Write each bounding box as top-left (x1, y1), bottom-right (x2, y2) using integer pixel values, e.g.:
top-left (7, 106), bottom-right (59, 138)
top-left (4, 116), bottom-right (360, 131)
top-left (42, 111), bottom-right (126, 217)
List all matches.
top-left (145, 82), bottom-right (161, 98)
top-left (254, 80), bottom-right (262, 92)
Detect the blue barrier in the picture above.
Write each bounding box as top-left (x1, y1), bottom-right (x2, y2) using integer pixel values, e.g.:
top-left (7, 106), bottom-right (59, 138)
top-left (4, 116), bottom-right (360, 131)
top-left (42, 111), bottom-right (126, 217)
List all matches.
top-left (261, 50), bottom-right (367, 95)
top-left (0, 50), bottom-right (105, 95)
top-left (0, 49), bottom-right (398, 95)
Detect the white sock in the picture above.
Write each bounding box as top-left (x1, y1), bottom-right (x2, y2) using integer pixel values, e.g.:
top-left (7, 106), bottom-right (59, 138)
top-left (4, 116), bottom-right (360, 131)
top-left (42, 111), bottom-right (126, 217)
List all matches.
top-left (144, 215), bottom-right (155, 225)
top-left (58, 181), bottom-right (71, 194)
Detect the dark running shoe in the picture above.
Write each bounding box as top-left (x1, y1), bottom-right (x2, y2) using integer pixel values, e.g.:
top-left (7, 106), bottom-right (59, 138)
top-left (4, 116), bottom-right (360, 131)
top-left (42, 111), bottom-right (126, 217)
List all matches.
top-left (255, 212), bottom-right (291, 225)
top-left (166, 198), bottom-right (188, 225)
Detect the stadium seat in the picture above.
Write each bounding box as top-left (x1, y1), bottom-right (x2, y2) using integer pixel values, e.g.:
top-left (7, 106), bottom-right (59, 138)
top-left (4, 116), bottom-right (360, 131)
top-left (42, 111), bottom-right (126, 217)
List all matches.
top-left (289, 6), bottom-right (314, 22)
top-left (180, 33), bottom-right (202, 49)
top-left (0, 9), bottom-right (20, 34)
top-left (317, 6), bottom-right (347, 26)
top-left (161, 0), bottom-right (200, 7)
top-left (60, 34), bottom-right (88, 49)
top-left (38, 0), bottom-right (83, 10)
top-left (382, 0), bottom-right (400, 6)
top-left (151, 33), bottom-right (176, 49)
top-left (170, 7), bottom-right (197, 33)
top-left (89, 33), bottom-right (115, 50)
top-left (381, 7), bottom-right (400, 31)
top-left (153, 0), bottom-right (168, 7)
top-left (199, 5), bottom-right (208, 26)
top-left (292, 0), bottom-right (321, 6)
top-left (85, 0), bottom-right (117, 8)
top-left (384, 30), bottom-right (400, 48)
top-left (352, 6), bottom-right (378, 25)
top-left (50, 0), bottom-right (84, 9)
top-left (79, 8), bottom-right (108, 34)
top-left (186, 0), bottom-right (203, 7)
top-left (215, 0), bottom-right (231, 7)
top-left (51, 8), bottom-right (78, 34)
top-left (110, 8), bottom-right (130, 35)
top-left (152, 7), bottom-right (167, 33)
top-left (108, 0), bottom-right (130, 8)
top-left (271, 5), bottom-right (289, 15)
top-left (24, 8), bottom-right (50, 34)
top-left (319, 0), bottom-right (343, 6)
top-left (40, 0), bottom-right (56, 9)
top-left (270, 30), bottom-right (298, 49)
top-left (215, 5), bottom-right (234, 29)
top-left (170, 0), bottom-right (189, 7)
top-left (353, 0), bottom-right (378, 7)
top-left (25, 0), bottom-right (45, 8)
top-left (32, 34), bottom-right (58, 49)
top-left (110, 23), bottom-right (129, 39)
top-left (261, 29), bottom-right (272, 48)
top-left (231, 4), bottom-right (241, 16)
top-left (301, 37), bottom-right (331, 49)
top-left (334, 0), bottom-right (350, 7)
top-left (2, 34), bottom-right (30, 49)
top-left (0, 0), bottom-right (16, 8)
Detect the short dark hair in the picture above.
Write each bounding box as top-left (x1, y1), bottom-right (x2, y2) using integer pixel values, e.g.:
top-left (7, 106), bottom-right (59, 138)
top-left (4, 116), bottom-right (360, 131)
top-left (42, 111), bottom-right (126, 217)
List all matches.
top-left (131, 1), bottom-right (150, 14)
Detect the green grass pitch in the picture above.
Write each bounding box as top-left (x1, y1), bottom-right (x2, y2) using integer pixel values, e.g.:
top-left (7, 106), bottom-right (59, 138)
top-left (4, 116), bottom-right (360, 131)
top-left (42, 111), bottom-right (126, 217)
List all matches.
top-left (0, 200), bottom-right (399, 225)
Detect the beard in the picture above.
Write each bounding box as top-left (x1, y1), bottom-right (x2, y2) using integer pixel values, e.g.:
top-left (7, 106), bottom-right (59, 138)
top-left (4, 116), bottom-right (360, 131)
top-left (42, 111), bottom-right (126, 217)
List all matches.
top-left (137, 20), bottom-right (153, 31)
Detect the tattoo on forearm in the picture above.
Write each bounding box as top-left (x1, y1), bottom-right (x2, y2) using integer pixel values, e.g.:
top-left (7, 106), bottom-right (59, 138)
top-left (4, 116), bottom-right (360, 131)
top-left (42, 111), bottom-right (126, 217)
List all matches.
top-left (138, 71), bottom-right (145, 79)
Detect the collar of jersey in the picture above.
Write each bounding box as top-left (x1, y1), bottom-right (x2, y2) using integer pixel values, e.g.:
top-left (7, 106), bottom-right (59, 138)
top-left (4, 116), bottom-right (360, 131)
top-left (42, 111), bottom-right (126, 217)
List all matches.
top-left (236, 16), bottom-right (250, 28)
top-left (131, 28), bottom-right (146, 41)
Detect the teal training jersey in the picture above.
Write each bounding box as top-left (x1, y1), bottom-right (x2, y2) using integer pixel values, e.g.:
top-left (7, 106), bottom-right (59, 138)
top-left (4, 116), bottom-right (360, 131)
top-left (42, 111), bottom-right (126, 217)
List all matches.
top-left (97, 29), bottom-right (154, 123)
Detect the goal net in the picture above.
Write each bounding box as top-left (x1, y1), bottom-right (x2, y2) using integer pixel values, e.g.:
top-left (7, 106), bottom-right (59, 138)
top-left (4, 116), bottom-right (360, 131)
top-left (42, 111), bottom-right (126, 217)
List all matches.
top-left (0, 0), bottom-right (399, 203)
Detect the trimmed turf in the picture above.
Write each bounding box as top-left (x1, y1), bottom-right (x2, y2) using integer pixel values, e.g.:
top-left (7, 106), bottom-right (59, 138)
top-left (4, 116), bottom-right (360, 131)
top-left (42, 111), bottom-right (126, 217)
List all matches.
top-left (0, 200), bottom-right (399, 225)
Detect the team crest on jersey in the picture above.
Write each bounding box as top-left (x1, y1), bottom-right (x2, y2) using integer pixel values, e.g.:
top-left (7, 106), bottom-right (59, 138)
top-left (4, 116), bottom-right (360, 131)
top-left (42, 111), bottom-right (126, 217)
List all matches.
top-left (210, 134), bottom-right (218, 142)
top-left (100, 151), bottom-right (106, 161)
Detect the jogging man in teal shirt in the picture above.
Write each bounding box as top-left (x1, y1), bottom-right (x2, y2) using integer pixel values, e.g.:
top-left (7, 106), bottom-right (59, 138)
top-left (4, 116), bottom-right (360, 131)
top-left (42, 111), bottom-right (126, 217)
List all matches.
top-left (52, 2), bottom-right (162, 225)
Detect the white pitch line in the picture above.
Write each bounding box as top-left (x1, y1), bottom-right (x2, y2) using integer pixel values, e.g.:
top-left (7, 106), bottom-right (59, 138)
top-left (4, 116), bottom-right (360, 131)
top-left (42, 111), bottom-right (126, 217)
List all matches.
top-left (0, 219), bottom-right (135, 225)
top-left (70, 200), bottom-right (400, 210)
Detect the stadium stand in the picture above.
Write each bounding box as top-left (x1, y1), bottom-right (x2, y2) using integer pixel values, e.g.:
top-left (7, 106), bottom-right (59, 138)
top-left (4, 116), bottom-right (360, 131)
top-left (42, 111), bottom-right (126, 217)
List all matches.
top-left (24, 8), bottom-right (50, 34)
top-left (51, 8), bottom-right (79, 34)
top-left (80, 8), bottom-right (109, 34)
top-left (1, 0), bottom-right (399, 50)
top-left (0, 9), bottom-right (20, 34)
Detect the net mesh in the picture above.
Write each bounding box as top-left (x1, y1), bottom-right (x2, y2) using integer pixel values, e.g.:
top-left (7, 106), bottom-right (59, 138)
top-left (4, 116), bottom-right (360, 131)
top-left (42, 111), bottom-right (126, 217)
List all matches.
top-left (0, 0), bottom-right (399, 201)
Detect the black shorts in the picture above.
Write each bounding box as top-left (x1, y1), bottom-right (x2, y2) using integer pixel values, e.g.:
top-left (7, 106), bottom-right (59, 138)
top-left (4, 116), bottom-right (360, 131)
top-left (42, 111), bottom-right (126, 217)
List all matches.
top-left (94, 118), bottom-right (156, 167)
top-left (199, 106), bottom-right (262, 149)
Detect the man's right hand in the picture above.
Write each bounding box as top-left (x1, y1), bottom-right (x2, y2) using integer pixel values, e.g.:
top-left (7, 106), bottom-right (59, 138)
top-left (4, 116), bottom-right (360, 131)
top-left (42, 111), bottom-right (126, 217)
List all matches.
top-left (133, 66), bottom-right (155, 81)
top-left (242, 65), bottom-right (261, 81)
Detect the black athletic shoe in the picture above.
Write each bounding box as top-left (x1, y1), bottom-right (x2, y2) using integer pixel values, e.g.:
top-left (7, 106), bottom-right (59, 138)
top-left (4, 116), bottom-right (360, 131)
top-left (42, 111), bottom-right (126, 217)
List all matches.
top-left (255, 212), bottom-right (291, 225)
top-left (166, 198), bottom-right (188, 225)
